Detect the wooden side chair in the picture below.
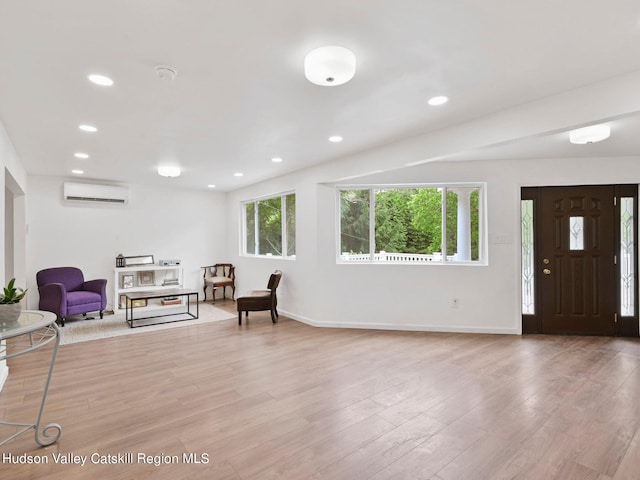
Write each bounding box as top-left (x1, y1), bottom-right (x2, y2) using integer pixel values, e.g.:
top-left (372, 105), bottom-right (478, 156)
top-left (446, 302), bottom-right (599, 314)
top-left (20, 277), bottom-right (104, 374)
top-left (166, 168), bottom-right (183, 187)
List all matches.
top-left (201, 263), bottom-right (236, 303)
top-left (237, 270), bottom-right (282, 325)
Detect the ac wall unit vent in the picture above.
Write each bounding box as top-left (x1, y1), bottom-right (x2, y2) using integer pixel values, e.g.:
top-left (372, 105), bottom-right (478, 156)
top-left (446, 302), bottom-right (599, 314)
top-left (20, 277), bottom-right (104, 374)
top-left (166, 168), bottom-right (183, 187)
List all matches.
top-left (63, 182), bottom-right (129, 204)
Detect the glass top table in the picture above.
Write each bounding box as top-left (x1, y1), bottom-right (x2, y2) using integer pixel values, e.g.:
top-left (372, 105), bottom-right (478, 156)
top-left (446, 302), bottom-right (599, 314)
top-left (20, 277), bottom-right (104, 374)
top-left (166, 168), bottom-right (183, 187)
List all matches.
top-left (0, 310), bottom-right (62, 446)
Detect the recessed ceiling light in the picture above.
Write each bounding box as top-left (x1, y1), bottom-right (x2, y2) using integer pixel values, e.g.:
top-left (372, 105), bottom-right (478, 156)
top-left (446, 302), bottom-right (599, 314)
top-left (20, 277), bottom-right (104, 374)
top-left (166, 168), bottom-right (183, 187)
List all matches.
top-left (234, 172), bottom-right (243, 177)
top-left (74, 152), bottom-right (89, 159)
top-left (569, 124), bottom-right (611, 144)
top-left (271, 157), bottom-right (283, 163)
top-left (329, 135), bottom-right (343, 143)
top-left (78, 124), bottom-right (98, 132)
top-left (207, 184), bottom-right (216, 188)
top-left (88, 74), bottom-right (114, 86)
top-left (304, 46), bottom-right (356, 86)
top-left (157, 165), bottom-right (181, 177)
top-left (71, 169), bottom-right (84, 175)
top-left (428, 96), bottom-right (449, 106)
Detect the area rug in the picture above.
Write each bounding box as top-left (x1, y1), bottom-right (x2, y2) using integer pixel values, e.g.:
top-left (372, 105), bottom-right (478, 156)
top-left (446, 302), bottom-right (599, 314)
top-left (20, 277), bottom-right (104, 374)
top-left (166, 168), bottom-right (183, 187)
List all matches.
top-left (59, 302), bottom-right (235, 345)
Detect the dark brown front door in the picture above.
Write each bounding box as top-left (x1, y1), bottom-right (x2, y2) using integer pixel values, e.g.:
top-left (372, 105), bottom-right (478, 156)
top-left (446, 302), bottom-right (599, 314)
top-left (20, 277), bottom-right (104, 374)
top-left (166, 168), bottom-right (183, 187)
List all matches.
top-left (539, 185), bottom-right (616, 335)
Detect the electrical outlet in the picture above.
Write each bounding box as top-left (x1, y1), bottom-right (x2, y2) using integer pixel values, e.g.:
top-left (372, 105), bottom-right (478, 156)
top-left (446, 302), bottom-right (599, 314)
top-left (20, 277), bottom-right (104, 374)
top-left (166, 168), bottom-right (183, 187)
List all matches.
top-left (451, 298), bottom-right (460, 308)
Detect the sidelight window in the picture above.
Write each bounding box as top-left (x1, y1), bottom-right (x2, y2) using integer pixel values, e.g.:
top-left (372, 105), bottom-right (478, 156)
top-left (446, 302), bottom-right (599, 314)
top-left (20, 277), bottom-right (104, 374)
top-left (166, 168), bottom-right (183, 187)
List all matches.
top-left (620, 197), bottom-right (635, 316)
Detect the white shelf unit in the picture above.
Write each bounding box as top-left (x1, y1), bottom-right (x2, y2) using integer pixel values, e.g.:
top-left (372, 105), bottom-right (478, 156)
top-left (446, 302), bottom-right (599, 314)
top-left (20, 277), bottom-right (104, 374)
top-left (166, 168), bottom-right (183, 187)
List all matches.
top-left (113, 265), bottom-right (184, 313)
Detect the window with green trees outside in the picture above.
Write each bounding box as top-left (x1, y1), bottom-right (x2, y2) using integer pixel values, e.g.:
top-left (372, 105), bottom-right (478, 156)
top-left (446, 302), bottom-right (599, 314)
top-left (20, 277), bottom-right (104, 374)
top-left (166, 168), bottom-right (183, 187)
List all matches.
top-left (243, 192), bottom-right (295, 257)
top-left (339, 185), bottom-right (482, 263)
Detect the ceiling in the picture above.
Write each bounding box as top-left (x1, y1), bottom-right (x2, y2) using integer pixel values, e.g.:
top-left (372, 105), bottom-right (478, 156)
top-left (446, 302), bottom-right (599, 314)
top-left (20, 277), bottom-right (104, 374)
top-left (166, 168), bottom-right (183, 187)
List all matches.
top-left (1, 1), bottom-right (640, 192)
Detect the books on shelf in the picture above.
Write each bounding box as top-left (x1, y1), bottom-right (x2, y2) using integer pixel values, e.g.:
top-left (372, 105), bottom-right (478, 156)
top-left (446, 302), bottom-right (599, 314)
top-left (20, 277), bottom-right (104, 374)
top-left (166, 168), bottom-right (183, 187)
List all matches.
top-left (161, 296), bottom-right (182, 306)
top-left (162, 278), bottom-right (180, 286)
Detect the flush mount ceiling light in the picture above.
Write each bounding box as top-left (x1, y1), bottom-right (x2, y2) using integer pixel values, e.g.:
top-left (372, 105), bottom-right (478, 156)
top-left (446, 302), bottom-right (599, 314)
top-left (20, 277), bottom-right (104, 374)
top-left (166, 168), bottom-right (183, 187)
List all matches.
top-left (71, 169), bottom-right (84, 175)
top-left (155, 65), bottom-right (178, 81)
top-left (428, 95), bottom-right (449, 106)
top-left (304, 46), bottom-right (356, 86)
top-left (207, 184), bottom-right (216, 188)
top-left (569, 124), bottom-right (611, 144)
top-left (328, 135), bottom-right (343, 143)
top-left (157, 165), bottom-right (181, 177)
top-left (74, 152), bottom-right (89, 159)
top-left (78, 124), bottom-right (98, 132)
top-left (234, 172), bottom-right (243, 177)
top-left (88, 74), bottom-right (114, 86)
top-left (271, 157), bottom-right (283, 163)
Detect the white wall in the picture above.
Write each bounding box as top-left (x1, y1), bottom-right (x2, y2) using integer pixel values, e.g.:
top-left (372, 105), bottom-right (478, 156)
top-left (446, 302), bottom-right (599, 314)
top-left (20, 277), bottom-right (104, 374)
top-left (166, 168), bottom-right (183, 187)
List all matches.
top-left (26, 176), bottom-right (227, 311)
top-left (226, 155), bottom-right (640, 334)
top-left (0, 118), bottom-right (28, 391)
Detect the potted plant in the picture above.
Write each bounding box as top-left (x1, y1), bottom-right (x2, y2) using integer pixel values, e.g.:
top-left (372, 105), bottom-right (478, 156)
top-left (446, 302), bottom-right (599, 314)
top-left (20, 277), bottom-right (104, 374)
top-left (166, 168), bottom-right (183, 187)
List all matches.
top-left (0, 278), bottom-right (27, 324)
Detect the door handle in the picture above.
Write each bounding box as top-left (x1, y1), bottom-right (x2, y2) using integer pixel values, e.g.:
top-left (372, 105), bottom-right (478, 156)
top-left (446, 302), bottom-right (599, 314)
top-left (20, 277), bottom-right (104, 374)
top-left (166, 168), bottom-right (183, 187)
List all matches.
top-left (543, 268), bottom-right (551, 275)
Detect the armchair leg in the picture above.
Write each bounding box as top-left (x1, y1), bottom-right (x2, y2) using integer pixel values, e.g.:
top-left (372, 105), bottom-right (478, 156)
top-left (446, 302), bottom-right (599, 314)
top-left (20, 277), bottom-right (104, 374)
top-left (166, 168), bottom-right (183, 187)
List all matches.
top-left (238, 312), bottom-right (242, 325)
top-left (100, 311), bottom-right (104, 319)
top-left (203, 285), bottom-right (208, 302)
top-left (271, 308), bottom-right (277, 323)
top-left (57, 317), bottom-right (65, 327)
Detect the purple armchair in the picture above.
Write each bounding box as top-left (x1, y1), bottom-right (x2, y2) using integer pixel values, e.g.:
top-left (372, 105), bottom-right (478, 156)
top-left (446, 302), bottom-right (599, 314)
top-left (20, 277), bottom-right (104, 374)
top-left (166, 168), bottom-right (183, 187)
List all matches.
top-left (36, 267), bottom-right (107, 326)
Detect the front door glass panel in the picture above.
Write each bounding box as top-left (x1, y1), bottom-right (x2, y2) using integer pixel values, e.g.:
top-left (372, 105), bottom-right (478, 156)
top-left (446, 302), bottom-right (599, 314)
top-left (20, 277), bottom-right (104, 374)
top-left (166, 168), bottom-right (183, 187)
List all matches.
top-left (569, 216), bottom-right (584, 250)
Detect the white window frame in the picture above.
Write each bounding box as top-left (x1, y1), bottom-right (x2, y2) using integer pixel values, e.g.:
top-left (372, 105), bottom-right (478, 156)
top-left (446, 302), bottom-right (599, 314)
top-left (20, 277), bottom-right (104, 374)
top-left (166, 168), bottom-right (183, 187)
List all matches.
top-left (336, 182), bottom-right (487, 265)
top-left (241, 191), bottom-right (296, 259)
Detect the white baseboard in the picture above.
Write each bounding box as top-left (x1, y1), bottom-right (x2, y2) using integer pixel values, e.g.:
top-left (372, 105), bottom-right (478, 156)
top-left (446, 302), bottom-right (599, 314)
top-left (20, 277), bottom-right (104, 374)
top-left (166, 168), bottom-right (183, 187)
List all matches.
top-left (279, 310), bottom-right (521, 335)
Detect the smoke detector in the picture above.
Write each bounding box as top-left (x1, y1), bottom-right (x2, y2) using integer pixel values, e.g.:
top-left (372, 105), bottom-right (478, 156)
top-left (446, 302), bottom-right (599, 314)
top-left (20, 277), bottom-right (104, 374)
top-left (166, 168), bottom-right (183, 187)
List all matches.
top-left (155, 66), bottom-right (177, 81)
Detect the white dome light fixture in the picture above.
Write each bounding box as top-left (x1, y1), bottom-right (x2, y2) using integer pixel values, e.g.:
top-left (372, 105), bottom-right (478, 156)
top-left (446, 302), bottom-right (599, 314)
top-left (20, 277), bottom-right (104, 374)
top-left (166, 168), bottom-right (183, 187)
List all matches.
top-left (78, 124), bottom-right (98, 133)
top-left (304, 46), bottom-right (356, 86)
top-left (157, 165), bottom-right (181, 177)
top-left (428, 95), bottom-right (449, 106)
top-left (88, 74), bottom-right (114, 86)
top-left (569, 124), bottom-right (610, 144)
top-left (328, 135), bottom-right (343, 143)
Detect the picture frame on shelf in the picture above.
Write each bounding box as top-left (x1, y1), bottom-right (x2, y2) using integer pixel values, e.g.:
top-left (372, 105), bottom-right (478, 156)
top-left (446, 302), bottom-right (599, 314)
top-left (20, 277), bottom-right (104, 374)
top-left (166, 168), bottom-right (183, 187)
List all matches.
top-left (121, 295), bottom-right (147, 309)
top-left (123, 255), bottom-right (154, 267)
top-left (122, 274), bottom-right (134, 289)
top-left (137, 271), bottom-right (155, 286)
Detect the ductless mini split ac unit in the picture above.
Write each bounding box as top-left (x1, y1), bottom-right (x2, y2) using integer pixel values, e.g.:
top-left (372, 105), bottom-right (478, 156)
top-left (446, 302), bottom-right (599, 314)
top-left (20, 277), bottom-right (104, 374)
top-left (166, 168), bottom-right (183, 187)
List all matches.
top-left (63, 182), bottom-right (129, 204)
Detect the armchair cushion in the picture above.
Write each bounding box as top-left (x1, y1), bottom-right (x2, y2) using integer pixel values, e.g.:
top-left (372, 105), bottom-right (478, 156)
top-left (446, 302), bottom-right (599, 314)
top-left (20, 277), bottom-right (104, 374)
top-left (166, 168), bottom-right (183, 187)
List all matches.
top-left (204, 276), bottom-right (233, 285)
top-left (66, 290), bottom-right (102, 307)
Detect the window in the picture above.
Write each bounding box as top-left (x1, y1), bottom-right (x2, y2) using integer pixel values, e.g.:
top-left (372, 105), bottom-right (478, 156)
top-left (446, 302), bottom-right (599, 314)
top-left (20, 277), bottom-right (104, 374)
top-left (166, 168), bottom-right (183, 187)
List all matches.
top-left (243, 192), bottom-right (295, 258)
top-left (338, 184), bottom-right (483, 263)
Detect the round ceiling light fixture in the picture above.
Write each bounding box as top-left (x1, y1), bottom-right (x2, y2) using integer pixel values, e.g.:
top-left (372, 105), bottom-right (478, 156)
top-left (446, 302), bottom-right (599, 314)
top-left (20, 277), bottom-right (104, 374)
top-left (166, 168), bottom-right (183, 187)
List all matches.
top-left (157, 165), bottom-right (181, 177)
top-left (78, 124), bottom-right (98, 133)
top-left (74, 152), bottom-right (89, 159)
top-left (155, 66), bottom-right (178, 81)
top-left (569, 124), bottom-right (610, 144)
top-left (88, 74), bottom-right (114, 86)
top-left (304, 46), bottom-right (356, 86)
top-left (328, 135), bottom-right (343, 143)
top-left (428, 95), bottom-right (449, 106)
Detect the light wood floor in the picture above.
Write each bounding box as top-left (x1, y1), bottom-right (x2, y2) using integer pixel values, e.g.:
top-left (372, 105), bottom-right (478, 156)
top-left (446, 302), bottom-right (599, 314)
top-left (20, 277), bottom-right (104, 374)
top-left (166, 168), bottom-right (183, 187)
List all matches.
top-left (2, 301), bottom-right (640, 479)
